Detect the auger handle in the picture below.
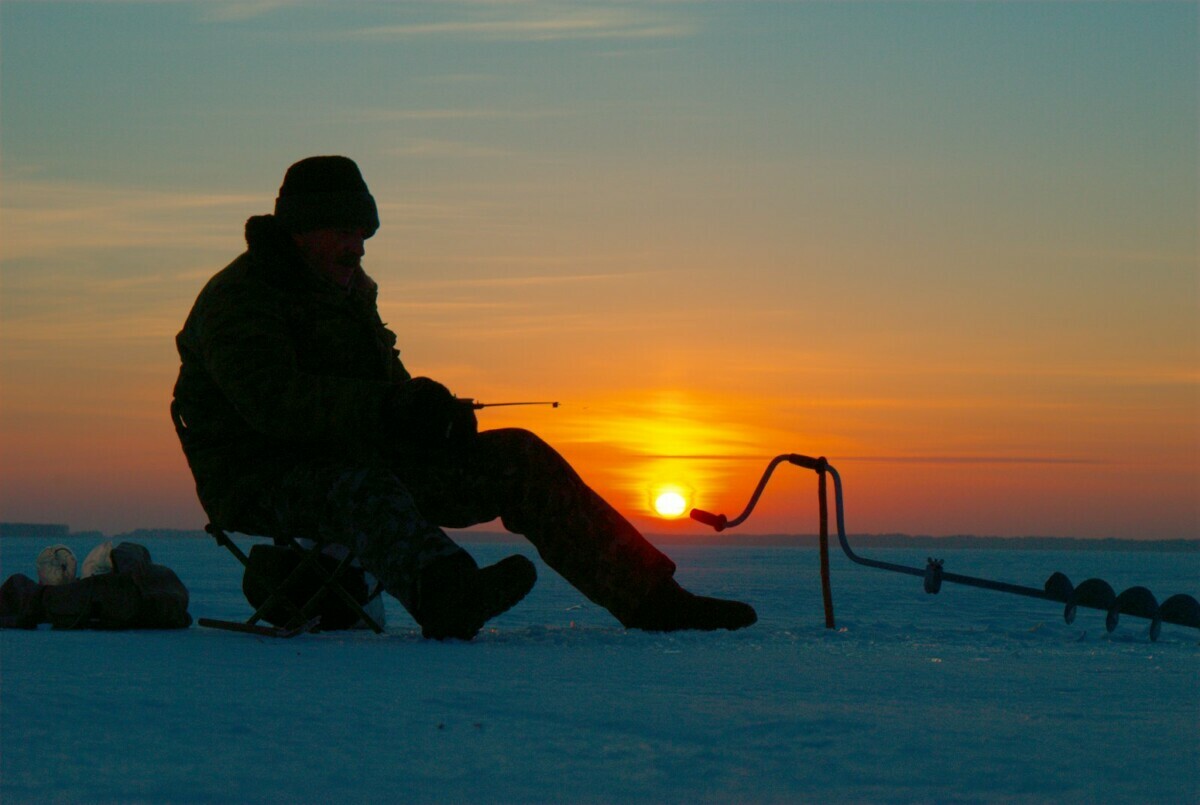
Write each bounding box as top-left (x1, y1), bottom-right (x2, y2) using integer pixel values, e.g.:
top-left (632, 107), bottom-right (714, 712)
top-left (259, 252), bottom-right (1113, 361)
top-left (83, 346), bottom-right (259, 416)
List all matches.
top-left (689, 509), bottom-right (728, 531)
top-left (690, 454), bottom-right (827, 531)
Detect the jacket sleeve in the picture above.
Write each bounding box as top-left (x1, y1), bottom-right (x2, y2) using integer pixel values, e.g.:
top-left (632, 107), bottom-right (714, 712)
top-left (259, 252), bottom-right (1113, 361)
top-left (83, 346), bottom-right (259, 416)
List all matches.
top-left (191, 275), bottom-right (390, 449)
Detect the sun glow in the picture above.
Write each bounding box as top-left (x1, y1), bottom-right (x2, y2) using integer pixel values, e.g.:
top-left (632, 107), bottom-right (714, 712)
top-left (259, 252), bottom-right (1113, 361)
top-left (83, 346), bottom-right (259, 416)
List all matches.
top-left (651, 486), bottom-right (691, 519)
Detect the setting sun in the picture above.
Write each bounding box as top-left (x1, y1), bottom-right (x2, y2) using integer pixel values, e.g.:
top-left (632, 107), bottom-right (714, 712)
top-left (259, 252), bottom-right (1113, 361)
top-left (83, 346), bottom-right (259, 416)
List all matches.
top-left (652, 487), bottom-right (690, 519)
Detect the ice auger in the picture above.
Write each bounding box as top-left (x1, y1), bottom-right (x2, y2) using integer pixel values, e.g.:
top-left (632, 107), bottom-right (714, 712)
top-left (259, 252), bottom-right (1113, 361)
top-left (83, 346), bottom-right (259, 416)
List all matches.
top-left (690, 454), bottom-right (1200, 641)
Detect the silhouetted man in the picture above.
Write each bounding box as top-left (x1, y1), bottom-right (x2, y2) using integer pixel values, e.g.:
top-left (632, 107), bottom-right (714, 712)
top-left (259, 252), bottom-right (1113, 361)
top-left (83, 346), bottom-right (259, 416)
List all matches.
top-left (172, 155), bottom-right (756, 639)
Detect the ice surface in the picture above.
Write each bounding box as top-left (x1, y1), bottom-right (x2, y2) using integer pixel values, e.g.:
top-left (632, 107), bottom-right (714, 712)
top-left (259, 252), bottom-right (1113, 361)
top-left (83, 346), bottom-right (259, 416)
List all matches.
top-left (2, 536), bottom-right (1197, 803)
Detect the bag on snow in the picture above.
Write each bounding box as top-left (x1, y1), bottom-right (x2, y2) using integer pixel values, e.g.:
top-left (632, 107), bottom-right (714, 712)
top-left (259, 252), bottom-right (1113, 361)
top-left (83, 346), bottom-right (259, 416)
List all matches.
top-left (0, 542), bottom-right (191, 630)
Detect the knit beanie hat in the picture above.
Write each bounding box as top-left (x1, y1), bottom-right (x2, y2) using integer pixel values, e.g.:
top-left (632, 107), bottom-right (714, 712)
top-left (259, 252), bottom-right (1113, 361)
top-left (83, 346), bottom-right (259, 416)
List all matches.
top-left (274, 156), bottom-right (379, 237)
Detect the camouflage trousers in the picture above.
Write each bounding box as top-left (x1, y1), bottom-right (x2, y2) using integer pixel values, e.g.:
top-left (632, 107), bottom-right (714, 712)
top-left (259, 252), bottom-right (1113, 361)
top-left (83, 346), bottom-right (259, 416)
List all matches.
top-left (242, 429), bottom-right (676, 625)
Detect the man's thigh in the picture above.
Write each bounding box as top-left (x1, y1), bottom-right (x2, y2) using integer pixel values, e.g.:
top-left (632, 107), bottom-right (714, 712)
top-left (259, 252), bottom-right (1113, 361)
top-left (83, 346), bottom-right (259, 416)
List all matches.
top-left (237, 462), bottom-right (431, 546)
top-left (394, 428), bottom-right (560, 529)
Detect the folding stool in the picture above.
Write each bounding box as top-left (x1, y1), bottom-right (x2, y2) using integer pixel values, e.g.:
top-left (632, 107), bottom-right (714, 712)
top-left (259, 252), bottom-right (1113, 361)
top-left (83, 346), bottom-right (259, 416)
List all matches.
top-left (197, 523), bottom-right (385, 637)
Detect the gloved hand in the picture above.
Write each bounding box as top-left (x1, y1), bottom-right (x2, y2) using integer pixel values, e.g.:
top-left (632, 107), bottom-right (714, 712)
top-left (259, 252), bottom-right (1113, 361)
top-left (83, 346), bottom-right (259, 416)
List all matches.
top-left (444, 392), bottom-right (478, 451)
top-left (384, 377), bottom-right (477, 456)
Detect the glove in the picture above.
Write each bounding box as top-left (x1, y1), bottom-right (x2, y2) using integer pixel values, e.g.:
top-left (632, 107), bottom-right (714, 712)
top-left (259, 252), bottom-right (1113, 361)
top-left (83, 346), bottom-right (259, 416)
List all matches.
top-left (384, 377), bottom-right (477, 456)
top-left (445, 395), bottom-right (478, 450)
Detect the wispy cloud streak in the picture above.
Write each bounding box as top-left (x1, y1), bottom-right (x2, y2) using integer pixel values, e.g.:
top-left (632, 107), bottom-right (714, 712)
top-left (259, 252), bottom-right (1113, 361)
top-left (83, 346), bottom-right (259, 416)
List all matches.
top-left (200, 0), bottom-right (305, 21)
top-left (9, 0), bottom-right (306, 19)
top-left (840, 456), bottom-right (1106, 466)
top-left (1, 179), bottom-right (259, 259)
top-left (357, 107), bottom-right (570, 122)
top-left (343, 3), bottom-right (694, 42)
top-left (400, 271), bottom-right (655, 289)
top-left (386, 139), bottom-right (514, 160)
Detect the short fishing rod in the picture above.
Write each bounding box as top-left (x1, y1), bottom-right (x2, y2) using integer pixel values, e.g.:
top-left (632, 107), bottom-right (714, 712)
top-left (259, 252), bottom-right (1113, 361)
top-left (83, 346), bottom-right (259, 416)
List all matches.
top-left (459, 399), bottom-right (560, 410)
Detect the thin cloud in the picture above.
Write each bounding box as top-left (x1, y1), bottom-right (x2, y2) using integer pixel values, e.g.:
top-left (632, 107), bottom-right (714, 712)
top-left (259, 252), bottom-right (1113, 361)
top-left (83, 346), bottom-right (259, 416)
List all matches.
top-left (727, 345), bottom-right (1200, 390)
top-left (10, 0), bottom-right (306, 18)
top-left (1, 179), bottom-right (259, 259)
top-left (640, 454), bottom-right (770, 462)
top-left (383, 300), bottom-right (506, 313)
top-left (404, 309), bottom-right (633, 340)
top-left (561, 411), bottom-right (766, 464)
top-left (357, 107), bottom-right (571, 123)
top-left (401, 271), bottom-right (655, 290)
top-left (386, 139), bottom-right (514, 160)
top-left (401, 251), bottom-right (658, 268)
top-left (343, 5), bottom-right (695, 43)
top-left (840, 456), bottom-right (1105, 466)
top-left (200, 0), bottom-right (306, 21)
top-left (375, 200), bottom-right (483, 224)
top-left (5, 313), bottom-right (183, 345)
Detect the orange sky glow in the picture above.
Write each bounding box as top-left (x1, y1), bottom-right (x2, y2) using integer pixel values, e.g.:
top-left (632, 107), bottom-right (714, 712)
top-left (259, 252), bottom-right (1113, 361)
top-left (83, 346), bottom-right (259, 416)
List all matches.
top-left (1, 2), bottom-right (1195, 541)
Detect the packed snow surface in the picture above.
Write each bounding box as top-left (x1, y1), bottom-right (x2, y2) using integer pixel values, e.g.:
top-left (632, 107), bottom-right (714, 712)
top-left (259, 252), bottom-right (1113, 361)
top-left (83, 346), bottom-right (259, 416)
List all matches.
top-left (2, 535), bottom-right (1197, 803)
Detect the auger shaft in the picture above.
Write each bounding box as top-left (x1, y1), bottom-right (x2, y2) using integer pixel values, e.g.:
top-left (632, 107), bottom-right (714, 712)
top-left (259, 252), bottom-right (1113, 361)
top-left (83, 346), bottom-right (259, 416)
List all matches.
top-left (691, 454), bottom-right (1200, 641)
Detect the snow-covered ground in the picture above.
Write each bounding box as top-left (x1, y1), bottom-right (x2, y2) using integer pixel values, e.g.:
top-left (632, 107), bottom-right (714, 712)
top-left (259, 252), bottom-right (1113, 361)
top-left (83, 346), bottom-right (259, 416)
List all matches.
top-left (2, 534), bottom-right (1197, 804)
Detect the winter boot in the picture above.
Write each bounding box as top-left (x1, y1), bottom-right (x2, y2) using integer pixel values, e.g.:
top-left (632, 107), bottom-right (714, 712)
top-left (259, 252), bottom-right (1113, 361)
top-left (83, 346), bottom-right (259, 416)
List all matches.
top-left (416, 553), bottom-right (537, 641)
top-left (623, 578), bottom-right (757, 632)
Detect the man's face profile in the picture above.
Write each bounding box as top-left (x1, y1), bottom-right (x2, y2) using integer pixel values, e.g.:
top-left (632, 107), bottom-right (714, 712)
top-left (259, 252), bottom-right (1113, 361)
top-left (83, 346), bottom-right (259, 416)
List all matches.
top-left (292, 227), bottom-right (368, 286)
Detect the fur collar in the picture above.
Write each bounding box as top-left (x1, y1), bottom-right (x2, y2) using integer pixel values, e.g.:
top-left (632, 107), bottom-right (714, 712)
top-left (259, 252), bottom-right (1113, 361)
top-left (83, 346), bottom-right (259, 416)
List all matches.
top-left (244, 214), bottom-right (298, 258)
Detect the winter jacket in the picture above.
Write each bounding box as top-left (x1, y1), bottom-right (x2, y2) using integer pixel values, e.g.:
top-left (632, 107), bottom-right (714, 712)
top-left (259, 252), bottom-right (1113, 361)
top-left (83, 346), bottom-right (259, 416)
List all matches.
top-left (172, 215), bottom-right (411, 527)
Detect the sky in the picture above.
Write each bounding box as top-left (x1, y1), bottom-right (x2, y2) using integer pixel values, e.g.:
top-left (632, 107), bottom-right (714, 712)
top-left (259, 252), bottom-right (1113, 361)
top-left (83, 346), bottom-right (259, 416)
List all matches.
top-left (0, 1), bottom-right (1195, 540)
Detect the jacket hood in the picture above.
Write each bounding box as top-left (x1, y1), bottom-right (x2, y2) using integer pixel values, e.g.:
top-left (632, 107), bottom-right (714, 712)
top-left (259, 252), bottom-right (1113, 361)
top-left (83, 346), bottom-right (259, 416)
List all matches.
top-left (245, 214), bottom-right (296, 255)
